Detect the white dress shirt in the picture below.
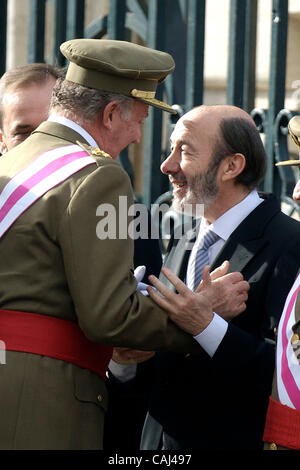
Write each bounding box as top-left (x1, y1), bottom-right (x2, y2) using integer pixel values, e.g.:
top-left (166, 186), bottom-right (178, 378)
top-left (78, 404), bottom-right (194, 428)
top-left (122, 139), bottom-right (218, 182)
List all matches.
top-left (192, 189), bottom-right (263, 356)
top-left (47, 114), bottom-right (98, 148)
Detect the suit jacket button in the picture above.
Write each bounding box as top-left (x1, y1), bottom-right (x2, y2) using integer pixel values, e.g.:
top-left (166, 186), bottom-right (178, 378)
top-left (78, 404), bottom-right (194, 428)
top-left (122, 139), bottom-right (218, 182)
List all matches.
top-left (185, 353), bottom-right (191, 358)
top-left (97, 394), bottom-right (103, 403)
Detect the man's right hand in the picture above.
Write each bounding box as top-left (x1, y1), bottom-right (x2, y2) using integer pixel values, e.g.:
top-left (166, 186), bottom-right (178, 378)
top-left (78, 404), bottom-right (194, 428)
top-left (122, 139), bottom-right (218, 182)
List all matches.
top-left (196, 260), bottom-right (249, 321)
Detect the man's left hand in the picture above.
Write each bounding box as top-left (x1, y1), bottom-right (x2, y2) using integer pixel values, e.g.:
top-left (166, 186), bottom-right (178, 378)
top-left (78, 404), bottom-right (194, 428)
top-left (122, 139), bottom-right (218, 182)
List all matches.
top-left (147, 266), bottom-right (213, 336)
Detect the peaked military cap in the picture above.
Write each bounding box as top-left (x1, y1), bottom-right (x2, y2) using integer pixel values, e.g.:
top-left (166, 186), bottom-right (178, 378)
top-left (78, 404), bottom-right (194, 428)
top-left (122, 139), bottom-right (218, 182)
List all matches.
top-left (276, 115), bottom-right (300, 166)
top-left (60, 38), bottom-right (176, 114)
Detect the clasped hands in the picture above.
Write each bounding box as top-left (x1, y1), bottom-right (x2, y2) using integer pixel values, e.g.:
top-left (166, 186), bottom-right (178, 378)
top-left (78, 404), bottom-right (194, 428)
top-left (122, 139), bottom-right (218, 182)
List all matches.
top-left (147, 260), bottom-right (249, 335)
top-left (112, 261), bottom-right (249, 365)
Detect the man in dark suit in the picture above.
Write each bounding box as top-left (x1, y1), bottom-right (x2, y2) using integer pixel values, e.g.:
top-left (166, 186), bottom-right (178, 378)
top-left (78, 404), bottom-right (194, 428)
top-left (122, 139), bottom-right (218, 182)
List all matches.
top-left (113, 105), bottom-right (300, 450)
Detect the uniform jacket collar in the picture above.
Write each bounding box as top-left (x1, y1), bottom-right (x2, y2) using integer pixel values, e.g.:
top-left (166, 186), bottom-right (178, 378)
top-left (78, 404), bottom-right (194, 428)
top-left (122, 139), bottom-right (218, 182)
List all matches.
top-left (32, 121), bottom-right (90, 147)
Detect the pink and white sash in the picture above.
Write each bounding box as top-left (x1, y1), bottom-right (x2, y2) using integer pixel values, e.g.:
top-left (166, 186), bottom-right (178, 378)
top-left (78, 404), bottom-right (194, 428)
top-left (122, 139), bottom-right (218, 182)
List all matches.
top-left (0, 144), bottom-right (95, 239)
top-left (277, 272), bottom-right (300, 409)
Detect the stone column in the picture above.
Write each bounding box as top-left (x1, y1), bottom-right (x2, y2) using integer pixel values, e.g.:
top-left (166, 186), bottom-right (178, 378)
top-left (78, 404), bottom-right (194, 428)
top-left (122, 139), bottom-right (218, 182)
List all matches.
top-left (6, 0), bottom-right (30, 70)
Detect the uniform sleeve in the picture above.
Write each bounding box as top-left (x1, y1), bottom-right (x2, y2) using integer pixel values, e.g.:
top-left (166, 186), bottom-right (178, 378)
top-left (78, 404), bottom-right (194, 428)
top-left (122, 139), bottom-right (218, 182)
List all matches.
top-left (58, 161), bottom-right (201, 354)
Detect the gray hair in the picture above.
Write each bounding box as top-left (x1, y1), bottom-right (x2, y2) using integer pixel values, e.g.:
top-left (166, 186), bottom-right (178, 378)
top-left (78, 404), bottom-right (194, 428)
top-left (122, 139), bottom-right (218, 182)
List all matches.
top-left (50, 78), bottom-right (135, 125)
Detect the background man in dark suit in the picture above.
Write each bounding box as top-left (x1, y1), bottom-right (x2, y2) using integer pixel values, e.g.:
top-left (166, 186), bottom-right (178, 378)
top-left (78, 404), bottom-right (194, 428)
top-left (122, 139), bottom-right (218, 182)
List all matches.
top-left (113, 105), bottom-right (300, 450)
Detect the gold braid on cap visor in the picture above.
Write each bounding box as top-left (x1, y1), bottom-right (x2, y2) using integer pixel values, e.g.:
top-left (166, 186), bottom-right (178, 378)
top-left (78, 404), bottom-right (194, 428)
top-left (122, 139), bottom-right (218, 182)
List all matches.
top-left (131, 89), bottom-right (156, 99)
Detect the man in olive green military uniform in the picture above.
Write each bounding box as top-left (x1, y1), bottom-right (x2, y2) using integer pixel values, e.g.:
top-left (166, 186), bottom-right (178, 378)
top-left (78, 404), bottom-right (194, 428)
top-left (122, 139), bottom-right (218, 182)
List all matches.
top-left (0, 39), bottom-right (248, 450)
top-left (263, 115), bottom-right (300, 450)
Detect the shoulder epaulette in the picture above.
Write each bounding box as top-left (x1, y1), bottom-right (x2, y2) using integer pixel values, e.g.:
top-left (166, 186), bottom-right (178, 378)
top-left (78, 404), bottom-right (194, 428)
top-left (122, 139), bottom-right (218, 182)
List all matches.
top-left (76, 141), bottom-right (112, 159)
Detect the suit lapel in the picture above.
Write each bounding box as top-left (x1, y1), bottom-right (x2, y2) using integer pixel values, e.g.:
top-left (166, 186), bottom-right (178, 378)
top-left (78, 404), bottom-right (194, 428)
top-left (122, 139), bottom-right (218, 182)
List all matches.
top-left (162, 222), bottom-right (199, 290)
top-left (164, 194), bottom-right (280, 285)
top-left (211, 194), bottom-right (280, 273)
top-left (211, 238), bottom-right (268, 273)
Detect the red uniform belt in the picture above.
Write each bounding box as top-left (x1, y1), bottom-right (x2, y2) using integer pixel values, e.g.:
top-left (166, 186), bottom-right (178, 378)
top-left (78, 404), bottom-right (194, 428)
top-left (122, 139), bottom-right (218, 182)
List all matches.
top-left (263, 396), bottom-right (300, 450)
top-left (0, 309), bottom-right (113, 379)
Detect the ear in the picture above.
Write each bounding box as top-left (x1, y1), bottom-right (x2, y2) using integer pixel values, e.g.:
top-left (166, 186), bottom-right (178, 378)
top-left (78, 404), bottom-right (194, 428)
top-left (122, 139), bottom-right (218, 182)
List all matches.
top-left (0, 129), bottom-right (8, 155)
top-left (220, 153), bottom-right (246, 182)
top-left (102, 101), bottom-right (120, 130)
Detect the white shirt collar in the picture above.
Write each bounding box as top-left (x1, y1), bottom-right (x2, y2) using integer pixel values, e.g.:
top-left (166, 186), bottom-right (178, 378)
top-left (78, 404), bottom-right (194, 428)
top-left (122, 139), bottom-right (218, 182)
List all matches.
top-left (47, 114), bottom-right (98, 148)
top-left (200, 189), bottom-right (264, 241)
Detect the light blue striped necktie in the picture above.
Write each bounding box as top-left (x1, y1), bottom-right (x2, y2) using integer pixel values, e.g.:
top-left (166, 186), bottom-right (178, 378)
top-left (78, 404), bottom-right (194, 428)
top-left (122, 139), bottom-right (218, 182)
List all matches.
top-left (188, 229), bottom-right (219, 291)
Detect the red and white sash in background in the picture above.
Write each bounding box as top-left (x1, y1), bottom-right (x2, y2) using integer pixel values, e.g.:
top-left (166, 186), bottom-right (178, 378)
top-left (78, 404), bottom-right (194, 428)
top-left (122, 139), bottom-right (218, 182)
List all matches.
top-left (0, 144), bottom-right (95, 239)
top-left (277, 272), bottom-right (300, 409)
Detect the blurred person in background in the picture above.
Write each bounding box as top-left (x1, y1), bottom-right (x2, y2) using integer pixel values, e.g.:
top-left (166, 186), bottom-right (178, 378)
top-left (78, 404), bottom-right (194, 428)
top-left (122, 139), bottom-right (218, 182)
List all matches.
top-left (0, 63), bottom-right (64, 154)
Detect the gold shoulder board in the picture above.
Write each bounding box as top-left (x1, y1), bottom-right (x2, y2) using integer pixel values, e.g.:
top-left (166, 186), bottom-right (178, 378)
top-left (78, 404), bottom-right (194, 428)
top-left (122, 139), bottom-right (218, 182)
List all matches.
top-left (76, 141), bottom-right (112, 159)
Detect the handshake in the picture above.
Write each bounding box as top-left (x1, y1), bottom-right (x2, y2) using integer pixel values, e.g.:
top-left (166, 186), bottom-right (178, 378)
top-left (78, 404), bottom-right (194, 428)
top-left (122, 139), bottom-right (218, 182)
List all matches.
top-left (114, 261), bottom-right (249, 365)
top-left (134, 260), bottom-right (249, 327)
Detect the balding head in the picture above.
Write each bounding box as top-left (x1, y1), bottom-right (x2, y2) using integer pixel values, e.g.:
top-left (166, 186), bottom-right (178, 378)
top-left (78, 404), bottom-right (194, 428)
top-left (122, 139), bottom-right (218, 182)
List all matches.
top-left (196, 104), bottom-right (254, 120)
top-left (163, 104), bottom-right (267, 218)
top-left (176, 104), bottom-right (266, 190)
top-left (181, 104), bottom-right (256, 134)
